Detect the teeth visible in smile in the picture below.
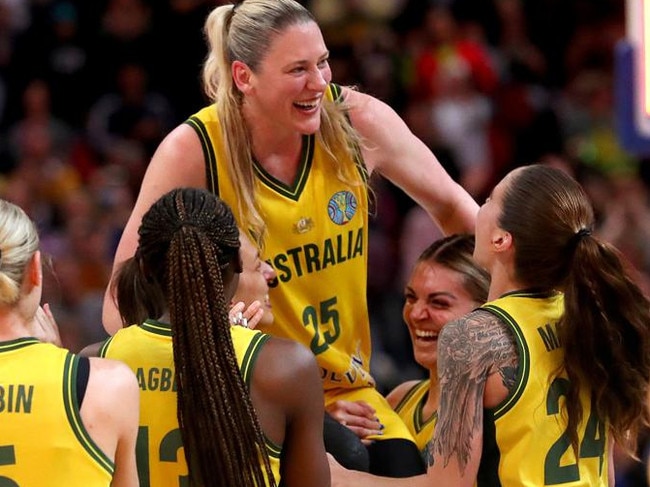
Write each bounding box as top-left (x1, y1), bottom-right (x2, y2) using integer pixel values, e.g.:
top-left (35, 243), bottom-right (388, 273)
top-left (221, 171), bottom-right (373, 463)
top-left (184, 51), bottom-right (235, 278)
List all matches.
top-left (415, 330), bottom-right (438, 339)
top-left (294, 100), bottom-right (318, 109)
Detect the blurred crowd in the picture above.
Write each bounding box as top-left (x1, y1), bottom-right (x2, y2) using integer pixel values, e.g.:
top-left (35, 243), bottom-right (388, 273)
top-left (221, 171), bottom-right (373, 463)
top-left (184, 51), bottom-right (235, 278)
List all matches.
top-left (1, 0), bottom-right (649, 482)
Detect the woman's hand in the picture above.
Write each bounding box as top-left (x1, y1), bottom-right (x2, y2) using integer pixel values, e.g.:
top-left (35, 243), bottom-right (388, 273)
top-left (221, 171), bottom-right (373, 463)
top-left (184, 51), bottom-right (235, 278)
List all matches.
top-left (229, 300), bottom-right (264, 329)
top-left (30, 303), bottom-right (62, 346)
top-left (326, 400), bottom-right (384, 443)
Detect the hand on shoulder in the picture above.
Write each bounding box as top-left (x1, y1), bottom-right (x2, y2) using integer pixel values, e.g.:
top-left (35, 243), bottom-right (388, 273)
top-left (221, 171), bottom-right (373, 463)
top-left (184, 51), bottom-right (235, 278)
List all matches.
top-left (29, 304), bottom-right (62, 347)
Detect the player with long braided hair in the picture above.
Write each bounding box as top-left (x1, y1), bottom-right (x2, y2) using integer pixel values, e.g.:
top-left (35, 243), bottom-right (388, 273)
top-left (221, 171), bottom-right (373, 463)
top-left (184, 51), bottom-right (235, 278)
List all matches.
top-left (100, 187), bottom-right (329, 487)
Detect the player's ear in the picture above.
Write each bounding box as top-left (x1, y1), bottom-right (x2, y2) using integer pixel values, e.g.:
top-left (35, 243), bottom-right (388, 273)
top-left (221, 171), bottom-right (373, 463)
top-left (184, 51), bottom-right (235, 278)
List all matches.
top-left (491, 231), bottom-right (512, 253)
top-left (27, 251), bottom-right (42, 288)
top-left (232, 60), bottom-right (253, 94)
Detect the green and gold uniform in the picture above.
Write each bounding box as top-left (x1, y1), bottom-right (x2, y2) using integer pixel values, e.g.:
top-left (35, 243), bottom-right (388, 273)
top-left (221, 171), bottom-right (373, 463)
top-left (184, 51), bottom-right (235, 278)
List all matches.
top-left (0, 338), bottom-right (113, 486)
top-left (100, 321), bottom-right (281, 486)
top-left (187, 85), bottom-right (414, 442)
top-left (479, 291), bottom-right (609, 486)
top-left (393, 380), bottom-right (436, 461)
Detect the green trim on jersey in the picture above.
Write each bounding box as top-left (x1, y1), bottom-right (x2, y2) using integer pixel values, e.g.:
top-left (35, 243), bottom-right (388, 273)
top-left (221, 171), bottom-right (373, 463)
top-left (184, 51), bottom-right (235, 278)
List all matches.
top-left (482, 289), bottom-right (558, 419)
top-left (186, 115), bottom-right (219, 194)
top-left (392, 379), bottom-right (437, 458)
top-left (265, 438), bottom-right (282, 460)
top-left (393, 380), bottom-right (436, 434)
top-left (0, 337), bottom-right (40, 352)
top-left (481, 304), bottom-right (530, 419)
top-left (98, 337), bottom-right (114, 358)
top-left (141, 319), bottom-right (173, 337)
top-left (100, 321), bottom-right (172, 359)
top-left (252, 134), bottom-right (314, 200)
top-left (240, 332), bottom-right (272, 387)
top-left (329, 83), bottom-right (342, 101)
top-left (62, 354), bottom-right (115, 475)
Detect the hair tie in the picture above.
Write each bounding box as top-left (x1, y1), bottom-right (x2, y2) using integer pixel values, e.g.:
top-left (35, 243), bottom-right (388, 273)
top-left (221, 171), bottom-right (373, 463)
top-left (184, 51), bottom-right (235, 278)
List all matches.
top-left (569, 227), bottom-right (592, 251)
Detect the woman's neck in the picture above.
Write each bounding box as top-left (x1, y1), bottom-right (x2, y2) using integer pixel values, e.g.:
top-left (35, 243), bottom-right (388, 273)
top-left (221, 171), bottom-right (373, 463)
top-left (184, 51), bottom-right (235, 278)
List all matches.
top-left (486, 264), bottom-right (526, 301)
top-left (250, 130), bottom-right (304, 186)
top-left (0, 308), bottom-right (35, 342)
top-left (243, 102), bottom-right (303, 159)
top-left (251, 131), bottom-right (302, 162)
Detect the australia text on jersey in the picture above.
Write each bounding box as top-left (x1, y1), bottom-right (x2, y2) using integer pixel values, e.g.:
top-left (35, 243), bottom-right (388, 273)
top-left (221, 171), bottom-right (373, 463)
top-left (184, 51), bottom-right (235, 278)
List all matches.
top-left (269, 228), bottom-right (364, 284)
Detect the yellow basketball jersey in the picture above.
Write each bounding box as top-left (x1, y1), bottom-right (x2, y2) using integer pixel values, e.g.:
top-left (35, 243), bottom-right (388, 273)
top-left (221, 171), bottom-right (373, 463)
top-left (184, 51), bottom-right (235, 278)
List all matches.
top-left (480, 291), bottom-right (609, 486)
top-left (100, 320), bottom-right (281, 486)
top-left (393, 380), bottom-right (436, 460)
top-left (0, 338), bottom-right (113, 486)
top-left (186, 84), bottom-right (373, 392)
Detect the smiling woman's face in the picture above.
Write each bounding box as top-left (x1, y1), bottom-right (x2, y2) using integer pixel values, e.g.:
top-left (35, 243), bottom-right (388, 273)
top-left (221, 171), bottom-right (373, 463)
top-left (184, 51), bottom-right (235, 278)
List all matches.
top-left (403, 261), bottom-right (480, 371)
top-left (239, 20), bottom-right (331, 136)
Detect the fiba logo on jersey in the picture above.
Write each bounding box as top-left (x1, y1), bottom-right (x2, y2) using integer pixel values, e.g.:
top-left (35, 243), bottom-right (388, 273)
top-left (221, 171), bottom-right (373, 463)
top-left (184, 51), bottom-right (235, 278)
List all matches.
top-left (327, 191), bottom-right (357, 225)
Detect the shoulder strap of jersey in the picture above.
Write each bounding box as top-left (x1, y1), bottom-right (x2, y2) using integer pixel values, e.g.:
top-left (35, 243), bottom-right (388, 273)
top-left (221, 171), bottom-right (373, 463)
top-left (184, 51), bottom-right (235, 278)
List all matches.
top-left (63, 352), bottom-right (116, 475)
top-left (239, 332), bottom-right (272, 388)
top-left (393, 380), bottom-right (428, 413)
top-left (185, 114), bottom-right (220, 196)
top-left (98, 336), bottom-right (114, 358)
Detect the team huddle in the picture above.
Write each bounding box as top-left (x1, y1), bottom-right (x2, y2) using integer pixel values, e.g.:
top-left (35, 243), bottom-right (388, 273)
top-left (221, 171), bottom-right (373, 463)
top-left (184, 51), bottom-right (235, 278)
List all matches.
top-left (1, 1), bottom-right (650, 486)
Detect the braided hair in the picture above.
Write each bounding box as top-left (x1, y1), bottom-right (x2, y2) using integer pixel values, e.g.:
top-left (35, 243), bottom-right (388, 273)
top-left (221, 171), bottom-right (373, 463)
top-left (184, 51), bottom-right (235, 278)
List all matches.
top-left (115, 187), bottom-right (275, 486)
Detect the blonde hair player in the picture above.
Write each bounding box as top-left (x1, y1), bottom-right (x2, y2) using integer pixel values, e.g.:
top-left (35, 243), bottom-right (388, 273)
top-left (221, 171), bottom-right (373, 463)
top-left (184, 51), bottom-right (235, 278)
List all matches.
top-left (102, 0), bottom-right (478, 476)
top-left (0, 199), bottom-right (139, 486)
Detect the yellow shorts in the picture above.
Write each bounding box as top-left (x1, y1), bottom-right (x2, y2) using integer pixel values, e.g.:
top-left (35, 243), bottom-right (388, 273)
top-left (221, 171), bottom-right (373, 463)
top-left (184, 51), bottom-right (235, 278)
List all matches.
top-left (324, 387), bottom-right (416, 442)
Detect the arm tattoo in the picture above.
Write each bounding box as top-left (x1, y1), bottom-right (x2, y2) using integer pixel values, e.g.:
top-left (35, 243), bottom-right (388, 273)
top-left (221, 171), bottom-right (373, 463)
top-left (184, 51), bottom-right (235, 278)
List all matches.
top-left (430, 310), bottom-right (518, 473)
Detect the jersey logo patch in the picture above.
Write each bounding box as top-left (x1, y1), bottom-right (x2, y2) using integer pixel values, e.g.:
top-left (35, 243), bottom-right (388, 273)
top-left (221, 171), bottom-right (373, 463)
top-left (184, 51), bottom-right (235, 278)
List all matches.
top-left (327, 191), bottom-right (357, 225)
top-left (293, 217), bottom-right (314, 234)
